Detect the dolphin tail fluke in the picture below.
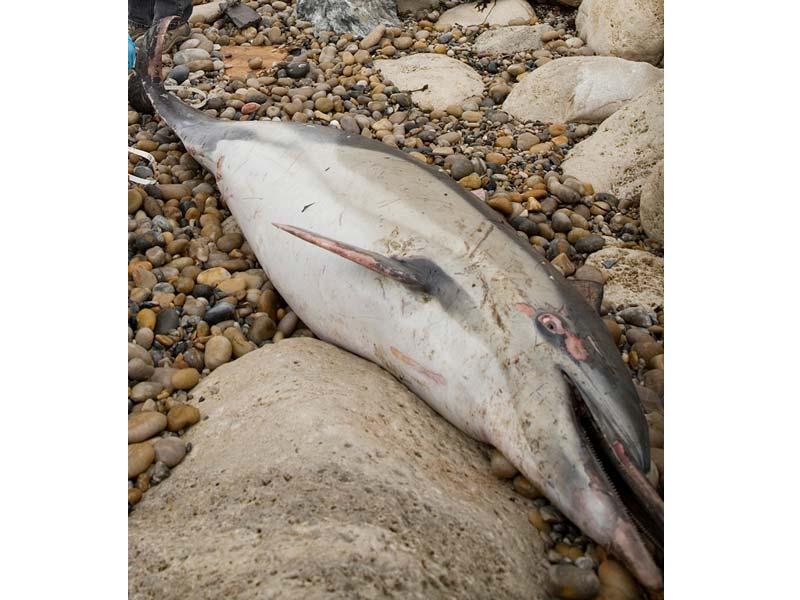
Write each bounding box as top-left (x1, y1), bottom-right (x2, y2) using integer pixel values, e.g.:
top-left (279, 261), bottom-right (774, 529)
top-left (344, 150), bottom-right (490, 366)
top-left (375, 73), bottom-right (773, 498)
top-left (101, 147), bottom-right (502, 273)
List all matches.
top-left (134, 16), bottom-right (216, 131)
top-left (273, 223), bottom-right (428, 290)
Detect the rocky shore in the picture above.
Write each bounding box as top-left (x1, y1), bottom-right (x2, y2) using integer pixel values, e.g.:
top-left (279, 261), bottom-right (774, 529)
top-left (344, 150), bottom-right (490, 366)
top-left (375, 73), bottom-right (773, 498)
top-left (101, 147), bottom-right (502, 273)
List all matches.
top-left (128, 1), bottom-right (664, 598)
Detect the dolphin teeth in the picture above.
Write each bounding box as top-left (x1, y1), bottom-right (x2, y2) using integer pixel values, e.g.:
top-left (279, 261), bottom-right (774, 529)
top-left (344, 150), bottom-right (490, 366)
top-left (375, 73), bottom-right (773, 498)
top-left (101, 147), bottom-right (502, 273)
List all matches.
top-left (569, 381), bottom-right (664, 563)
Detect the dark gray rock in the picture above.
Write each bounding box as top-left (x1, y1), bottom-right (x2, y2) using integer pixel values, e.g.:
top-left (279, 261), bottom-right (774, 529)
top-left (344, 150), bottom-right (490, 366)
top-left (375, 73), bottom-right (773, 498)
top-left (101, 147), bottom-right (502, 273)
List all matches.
top-left (295, 0), bottom-right (400, 37)
top-left (168, 64), bottom-right (190, 84)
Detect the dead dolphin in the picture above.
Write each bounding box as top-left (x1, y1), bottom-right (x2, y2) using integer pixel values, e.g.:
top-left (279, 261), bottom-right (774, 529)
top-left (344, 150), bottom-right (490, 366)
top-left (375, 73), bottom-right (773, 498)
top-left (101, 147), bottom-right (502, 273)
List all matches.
top-left (136, 18), bottom-right (664, 590)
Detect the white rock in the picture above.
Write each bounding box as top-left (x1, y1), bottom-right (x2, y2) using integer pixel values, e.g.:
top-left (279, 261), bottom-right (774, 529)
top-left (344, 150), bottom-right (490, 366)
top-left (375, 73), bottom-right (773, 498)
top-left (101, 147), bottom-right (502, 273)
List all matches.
top-left (577, 0), bottom-right (664, 65)
top-left (474, 24), bottom-right (554, 56)
top-left (437, 0), bottom-right (536, 27)
top-left (173, 48), bottom-right (211, 66)
top-left (585, 247), bottom-right (663, 309)
top-left (562, 81), bottom-right (663, 202)
top-left (639, 159), bottom-right (664, 244)
top-left (375, 54), bottom-right (484, 111)
top-left (502, 56), bottom-right (663, 124)
top-left (128, 339), bottom-right (548, 598)
top-left (189, 1), bottom-right (224, 25)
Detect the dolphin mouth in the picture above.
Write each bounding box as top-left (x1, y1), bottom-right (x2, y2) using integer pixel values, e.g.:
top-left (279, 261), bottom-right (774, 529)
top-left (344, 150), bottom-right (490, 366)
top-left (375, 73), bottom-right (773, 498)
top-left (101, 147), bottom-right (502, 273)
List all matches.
top-left (566, 375), bottom-right (664, 564)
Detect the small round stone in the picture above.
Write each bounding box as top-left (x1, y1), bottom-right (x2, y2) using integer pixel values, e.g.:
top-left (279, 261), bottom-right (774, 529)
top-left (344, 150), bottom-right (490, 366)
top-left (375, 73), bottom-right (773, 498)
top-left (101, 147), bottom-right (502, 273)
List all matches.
top-left (489, 448), bottom-right (518, 479)
top-left (205, 335), bottom-right (233, 370)
top-left (547, 564), bottom-right (600, 599)
top-left (153, 437), bottom-right (188, 468)
top-left (171, 368), bottom-right (201, 390)
top-left (167, 404), bottom-right (201, 432)
top-left (128, 442), bottom-right (156, 479)
top-left (128, 411), bottom-right (167, 443)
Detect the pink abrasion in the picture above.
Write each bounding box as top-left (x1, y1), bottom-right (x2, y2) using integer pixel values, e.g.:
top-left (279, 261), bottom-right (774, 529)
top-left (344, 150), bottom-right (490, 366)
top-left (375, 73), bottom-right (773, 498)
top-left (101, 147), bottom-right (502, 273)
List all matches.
top-left (390, 346), bottom-right (446, 385)
top-left (565, 333), bottom-right (589, 361)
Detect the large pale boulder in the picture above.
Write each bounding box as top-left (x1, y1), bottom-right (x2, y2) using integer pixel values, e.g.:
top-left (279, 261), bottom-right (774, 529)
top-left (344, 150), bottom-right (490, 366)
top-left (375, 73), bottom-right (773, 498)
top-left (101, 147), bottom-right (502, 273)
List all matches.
top-left (577, 0), bottom-right (664, 65)
top-left (502, 56), bottom-right (663, 124)
top-left (475, 24), bottom-right (554, 56)
top-left (295, 0), bottom-right (400, 37)
top-left (585, 247), bottom-right (663, 309)
top-left (129, 338), bottom-right (548, 599)
top-left (639, 159), bottom-right (664, 243)
top-left (562, 81), bottom-right (663, 202)
top-left (437, 0), bottom-right (536, 27)
top-left (375, 54), bottom-right (485, 111)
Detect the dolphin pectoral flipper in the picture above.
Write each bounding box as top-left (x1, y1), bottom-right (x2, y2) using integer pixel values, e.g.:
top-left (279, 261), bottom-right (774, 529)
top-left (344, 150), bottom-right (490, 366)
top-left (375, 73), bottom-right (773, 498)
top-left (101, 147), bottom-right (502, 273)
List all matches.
top-left (273, 223), bottom-right (428, 290)
top-left (570, 279), bottom-right (604, 314)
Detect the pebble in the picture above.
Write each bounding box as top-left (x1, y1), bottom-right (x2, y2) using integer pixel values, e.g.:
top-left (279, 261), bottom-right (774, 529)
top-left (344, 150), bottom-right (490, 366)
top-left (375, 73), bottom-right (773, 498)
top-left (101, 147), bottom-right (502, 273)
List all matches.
top-left (489, 448), bottom-right (518, 479)
top-left (155, 308), bottom-right (180, 334)
top-left (574, 235), bottom-right (605, 254)
top-left (128, 443), bottom-right (155, 479)
top-left (128, 487), bottom-right (143, 505)
top-left (205, 301), bottom-right (236, 325)
top-left (153, 437), bottom-right (187, 468)
top-left (598, 560), bottom-right (640, 600)
top-left (128, 411), bottom-right (167, 443)
top-left (547, 564), bottom-right (600, 599)
top-left (130, 381), bottom-right (164, 403)
top-left (277, 311), bottom-right (299, 337)
top-left (171, 368), bottom-right (200, 390)
top-left (150, 461), bottom-right (171, 485)
top-left (248, 315), bottom-right (277, 344)
top-left (128, 358), bottom-right (154, 381)
top-left (167, 404), bottom-right (201, 432)
top-left (513, 475), bottom-right (543, 499)
top-left (205, 335), bottom-right (233, 370)
top-left (618, 306), bottom-right (653, 328)
top-left (169, 64), bottom-right (190, 84)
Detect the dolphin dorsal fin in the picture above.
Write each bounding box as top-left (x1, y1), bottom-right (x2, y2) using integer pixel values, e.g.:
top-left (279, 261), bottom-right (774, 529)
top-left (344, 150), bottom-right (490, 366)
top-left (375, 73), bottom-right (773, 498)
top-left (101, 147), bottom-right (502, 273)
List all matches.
top-left (571, 279), bottom-right (604, 314)
top-left (273, 223), bottom-right (427, 290)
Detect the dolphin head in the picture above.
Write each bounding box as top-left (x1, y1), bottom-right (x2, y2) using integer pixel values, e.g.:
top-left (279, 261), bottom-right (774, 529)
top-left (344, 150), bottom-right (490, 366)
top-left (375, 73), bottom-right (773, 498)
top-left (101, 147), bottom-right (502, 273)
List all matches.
top-left (487, 274), bottom-right (663, 591)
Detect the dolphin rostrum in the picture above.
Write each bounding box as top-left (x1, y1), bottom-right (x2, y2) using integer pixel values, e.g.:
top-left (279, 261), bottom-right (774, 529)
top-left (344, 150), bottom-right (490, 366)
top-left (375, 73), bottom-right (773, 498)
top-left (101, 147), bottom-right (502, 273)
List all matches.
top-left (135, 18), bottom-right (664, 591)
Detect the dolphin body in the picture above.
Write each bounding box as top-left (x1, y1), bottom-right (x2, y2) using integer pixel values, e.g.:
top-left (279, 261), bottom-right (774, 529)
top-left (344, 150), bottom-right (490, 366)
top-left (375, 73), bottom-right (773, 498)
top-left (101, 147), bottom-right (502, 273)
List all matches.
top-left (136, 19), bottom-right (663, 591)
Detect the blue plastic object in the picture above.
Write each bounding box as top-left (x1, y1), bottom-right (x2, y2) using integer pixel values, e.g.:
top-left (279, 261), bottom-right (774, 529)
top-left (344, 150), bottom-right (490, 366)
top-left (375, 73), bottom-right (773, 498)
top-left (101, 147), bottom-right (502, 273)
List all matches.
top-left (128, 35), bottom-right (136, 70)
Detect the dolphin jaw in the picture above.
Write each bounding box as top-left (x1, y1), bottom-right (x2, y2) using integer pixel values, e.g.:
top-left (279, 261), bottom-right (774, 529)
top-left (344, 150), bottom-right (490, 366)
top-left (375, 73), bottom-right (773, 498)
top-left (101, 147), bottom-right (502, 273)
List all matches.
top-left (565, 373), bottom-right (664, 589)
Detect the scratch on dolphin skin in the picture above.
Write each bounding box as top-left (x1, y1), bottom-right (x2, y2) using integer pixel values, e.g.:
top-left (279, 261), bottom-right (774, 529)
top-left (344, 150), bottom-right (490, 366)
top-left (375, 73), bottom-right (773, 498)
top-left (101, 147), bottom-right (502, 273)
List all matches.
top-left (468, 225), bottom-right (494, 259)
top-left (390, 347), bottom-right (446, 385)
top-left (301, 203), bottom-right (315, 213)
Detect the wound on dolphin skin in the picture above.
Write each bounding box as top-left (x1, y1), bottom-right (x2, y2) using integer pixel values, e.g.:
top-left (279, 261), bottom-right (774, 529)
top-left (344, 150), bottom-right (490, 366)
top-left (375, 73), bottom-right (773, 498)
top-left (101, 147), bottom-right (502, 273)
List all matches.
top-left (513, 303), bottom-right (588, 360)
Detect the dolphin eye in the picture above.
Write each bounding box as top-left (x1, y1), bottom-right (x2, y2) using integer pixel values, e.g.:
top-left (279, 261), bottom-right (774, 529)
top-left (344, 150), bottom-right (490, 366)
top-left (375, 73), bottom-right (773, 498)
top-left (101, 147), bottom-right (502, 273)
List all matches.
top-left (537, 313), bottom-right (565, 335)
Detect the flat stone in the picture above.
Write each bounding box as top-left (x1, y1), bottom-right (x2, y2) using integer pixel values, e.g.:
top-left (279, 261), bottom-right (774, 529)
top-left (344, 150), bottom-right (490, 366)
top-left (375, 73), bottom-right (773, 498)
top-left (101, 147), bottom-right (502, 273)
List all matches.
top-left (502, 56), bottom-right (663, 124)
top-left (437, 0), bottom-right (536, 27)
top-left (128, 339), bottom-right (548, 598)
top-left (585, 247), bottom-right (663, 309)
top-left (475, 25), bottom-right (553, 56)
top-left (375, 54), bottom-right (484, 112)
top-left (562, 82), bottom-right (663, 202)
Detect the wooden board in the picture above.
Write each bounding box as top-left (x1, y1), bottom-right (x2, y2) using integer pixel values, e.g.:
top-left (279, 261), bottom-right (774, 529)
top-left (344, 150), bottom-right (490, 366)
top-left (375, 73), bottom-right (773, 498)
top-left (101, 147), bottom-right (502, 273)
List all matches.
top-left (220, 46), bottom-right (288, 80)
